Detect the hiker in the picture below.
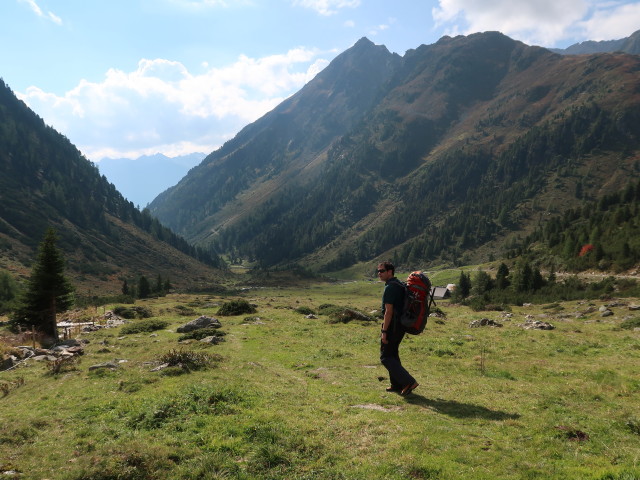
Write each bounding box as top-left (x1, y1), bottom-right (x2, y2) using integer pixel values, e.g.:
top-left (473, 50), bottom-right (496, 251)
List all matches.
top-left (378, 261), bottom-right (418, 395)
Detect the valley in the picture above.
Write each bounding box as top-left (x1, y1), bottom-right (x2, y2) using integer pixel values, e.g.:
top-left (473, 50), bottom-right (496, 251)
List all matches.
top-left (1, 273), bottom-right (639, 479)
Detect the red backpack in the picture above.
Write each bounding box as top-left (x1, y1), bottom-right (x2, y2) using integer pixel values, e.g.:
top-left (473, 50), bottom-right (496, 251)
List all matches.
top-left (397, 271), bottom-right (434, 335)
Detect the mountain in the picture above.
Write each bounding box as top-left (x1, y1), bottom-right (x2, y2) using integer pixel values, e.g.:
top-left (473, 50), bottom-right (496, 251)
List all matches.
top-left (552, 29), bottom-right (640, 55)
top-left (149, 32), bottom-right (640, 272)
top-left (149, 37), bottom-right (401, 239)
top-left (98, 152), bottom-right (206, 208)
top-left (0, 79), bottom-right (223, 294)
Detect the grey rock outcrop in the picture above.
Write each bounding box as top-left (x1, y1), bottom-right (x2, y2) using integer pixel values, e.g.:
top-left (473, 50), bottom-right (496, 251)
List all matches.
top-left (177, 316), bottom-right (222, 333)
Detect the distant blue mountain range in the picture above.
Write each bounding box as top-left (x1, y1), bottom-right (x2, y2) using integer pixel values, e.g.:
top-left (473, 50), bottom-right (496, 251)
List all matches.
top-left (97, 152), bottom-right (206, 208)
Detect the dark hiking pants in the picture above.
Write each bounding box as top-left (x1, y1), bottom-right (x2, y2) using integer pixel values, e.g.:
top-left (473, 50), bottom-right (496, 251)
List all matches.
top-left (380, 324), bottom-right (415, 389)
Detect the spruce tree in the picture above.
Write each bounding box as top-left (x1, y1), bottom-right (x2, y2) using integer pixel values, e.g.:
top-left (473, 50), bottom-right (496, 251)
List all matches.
top-left (15, 228), bottom-right (74, 340)
top-left (458, 271), bottom-right (471, 298)
top-left (138, 276), bottom-right (151, 299)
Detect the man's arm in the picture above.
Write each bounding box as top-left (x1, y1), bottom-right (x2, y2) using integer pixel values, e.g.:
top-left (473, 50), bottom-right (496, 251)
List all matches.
top-left (381, 303), bottom-right (393, 344)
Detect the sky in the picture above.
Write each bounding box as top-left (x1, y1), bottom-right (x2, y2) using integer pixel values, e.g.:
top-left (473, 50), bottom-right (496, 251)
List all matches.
top-left (1, 0), bottom-right (639, 163)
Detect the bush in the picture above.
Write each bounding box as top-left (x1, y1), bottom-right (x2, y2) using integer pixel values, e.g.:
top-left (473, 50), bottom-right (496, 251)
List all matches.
top-left (218, 299), bottom-right (256, 316)
top-left (177, 328), bottom-right (226, 342)
top-left (325, 308), bottom-right (375, 324)
top-left (113, 306), bottom-right (153, 319)
top-left (620, 317), bottom-right (640, 330)
top-left (294, 306), bottom-right (315, 315)
top-left (174, 305), bottom-right (197, 316)
top-left (318, 304), bottom-right (349, 316)
top-left (120, 319), bottom-right (169, 334)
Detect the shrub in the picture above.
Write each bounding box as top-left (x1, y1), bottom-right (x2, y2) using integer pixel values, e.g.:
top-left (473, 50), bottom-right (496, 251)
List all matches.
top-left (178, 328), bottom-right (226, 342)
top-left (325, 308), bottom-right (374, 324)
top-left (620, 317), bottom-right (640, 330)
top-left (120, 319), bottom-right (168, 334)
top-left (174, 305), bottom-right (197, 316)
top-left (113, 306), bottom-right (153, 319)
top-left (318, 304), bottom-right (345, 316)
top-left (294, 306), bottom-right (315, 315)
top-left (218, 299), bottom-right (256, 316)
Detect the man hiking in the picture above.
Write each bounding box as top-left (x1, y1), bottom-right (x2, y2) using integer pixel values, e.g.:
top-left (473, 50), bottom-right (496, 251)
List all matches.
top-left (378, 261), bottom-right (419, 395)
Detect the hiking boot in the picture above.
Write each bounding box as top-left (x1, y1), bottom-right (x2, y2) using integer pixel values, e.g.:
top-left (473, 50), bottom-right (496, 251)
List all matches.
top-left (400, 382), bottom-right (419, 396)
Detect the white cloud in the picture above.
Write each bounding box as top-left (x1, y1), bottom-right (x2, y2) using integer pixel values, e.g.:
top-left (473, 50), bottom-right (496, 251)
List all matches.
top-left (293, 0), bottom-right (361, 16)
top-left (432, 0), bottom-right (591, 46)
top-left (18, 49), bottom-right (329, 161)
top-left (18, 0), bottom-right (62, 24)
top-left (581, 2), bottom-right (640, 40)
top-left (432, 0), bottom-right (640, 46)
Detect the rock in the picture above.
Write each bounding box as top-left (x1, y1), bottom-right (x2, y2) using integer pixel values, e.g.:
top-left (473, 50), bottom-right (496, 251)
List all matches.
top-left (629, 305), bottom-right (640, 311)
top-left (150, 363), bottom-right (170, 372)
top-left (0, 356), bottom-right (14, 371)
top-left (200, 336), bottom-right (225, 344)
top-left (176, 316), bottom-right (222, 333)
top-left (305, 314), bottom-right (318, 319)
top-left (33, 355), bottom-right (57, 361)
top-left (600, 310), bottom-right (614, 317)
top-left (469, 318), bottom-right (503, 328)
top-left (521, 320), bottom-right (555, 330)
top-left (89, 362), bottom-right (118, 371)
top-left (606, 301), bottom-right (626, 308)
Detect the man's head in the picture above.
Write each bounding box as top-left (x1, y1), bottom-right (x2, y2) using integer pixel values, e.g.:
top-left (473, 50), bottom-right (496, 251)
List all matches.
top-left (377, 261), bottom-right (395, 281)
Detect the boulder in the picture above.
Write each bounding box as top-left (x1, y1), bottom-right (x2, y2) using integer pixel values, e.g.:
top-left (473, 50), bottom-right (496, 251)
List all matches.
top-left (521, 320), bottom-right (555, 330)
top-left (89, 362), bottom-right (119, 371)
top-left (469, 318), bottom-right (503, 328)
top-left (0, 356), bottom-right (14, 371)
top-left (177, 316), bottom-right (222, 333)
top-left (200, 336), bottom-right (225, 345)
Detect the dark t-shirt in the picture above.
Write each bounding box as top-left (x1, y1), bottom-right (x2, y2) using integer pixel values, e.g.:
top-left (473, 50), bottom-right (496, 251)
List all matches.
top-left (382, 278), bottom-right (405, 319)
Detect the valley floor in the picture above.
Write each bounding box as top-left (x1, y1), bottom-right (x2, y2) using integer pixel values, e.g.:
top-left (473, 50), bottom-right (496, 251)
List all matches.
top-left (1, 280), bottom-right (639, 479)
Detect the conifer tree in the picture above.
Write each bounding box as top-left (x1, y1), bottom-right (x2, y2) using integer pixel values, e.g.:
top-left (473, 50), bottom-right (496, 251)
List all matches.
top-left (15, 228), bottom-right (74, 340)
top-left (138, 276), bottom-right (151, 299)
top-left (458, 271), bottom-right (471, 298)
top-left (495, 263), bottom-right (510, 289)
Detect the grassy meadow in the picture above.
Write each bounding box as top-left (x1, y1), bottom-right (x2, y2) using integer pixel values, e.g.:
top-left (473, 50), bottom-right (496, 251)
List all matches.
top-left (1, 273), bottom-right (640, 480)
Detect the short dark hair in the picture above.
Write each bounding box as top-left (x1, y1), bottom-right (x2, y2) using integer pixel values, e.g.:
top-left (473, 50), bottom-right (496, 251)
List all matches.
top-left (378, 261), bottom-right (395, 274)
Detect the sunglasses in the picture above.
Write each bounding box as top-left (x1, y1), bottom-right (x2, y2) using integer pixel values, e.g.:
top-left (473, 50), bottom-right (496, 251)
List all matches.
top-left (377, 269), bottom-right (387, 273)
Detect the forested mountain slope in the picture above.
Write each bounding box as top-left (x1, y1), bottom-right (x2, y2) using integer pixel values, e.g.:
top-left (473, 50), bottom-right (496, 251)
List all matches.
top-left (150, 32), bottom-right (640, 271)
top-left (0, 80), bottom-right (223, 294)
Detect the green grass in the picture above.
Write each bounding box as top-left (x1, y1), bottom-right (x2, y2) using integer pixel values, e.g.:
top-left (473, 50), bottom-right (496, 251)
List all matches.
top-left (1, 284), bottom-right (639, 479)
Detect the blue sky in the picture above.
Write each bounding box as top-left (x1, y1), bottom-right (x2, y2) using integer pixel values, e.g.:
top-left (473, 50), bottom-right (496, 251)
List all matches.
top-left (2, 0), bottom-right (639, 162)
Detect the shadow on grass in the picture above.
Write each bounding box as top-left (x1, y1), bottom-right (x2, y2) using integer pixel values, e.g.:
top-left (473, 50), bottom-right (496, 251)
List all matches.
top-left (405, 394), bottom-right (520, 421)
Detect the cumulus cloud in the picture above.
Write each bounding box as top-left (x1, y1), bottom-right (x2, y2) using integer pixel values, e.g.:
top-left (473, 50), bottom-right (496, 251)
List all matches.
top-left (432, 0), bottom-right (640, 46)
top-left (581, 2), bottom-right (640, 40)
top-left (431, 0), bottom-right (607, 46)
top-left (18, 49), bottom-right (328, 161)
top-left (18, 0), bottom-right (63, 24)
top-left (293, 0), bottom-right (361, 16)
